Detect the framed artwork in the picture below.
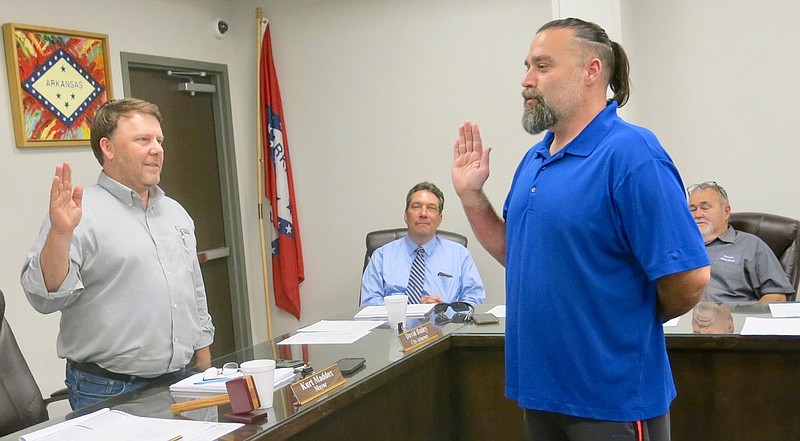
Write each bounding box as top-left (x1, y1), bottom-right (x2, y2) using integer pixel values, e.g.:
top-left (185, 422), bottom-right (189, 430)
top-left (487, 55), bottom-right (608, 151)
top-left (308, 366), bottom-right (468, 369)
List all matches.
top-left (2, 23), bottom-right (113, 147)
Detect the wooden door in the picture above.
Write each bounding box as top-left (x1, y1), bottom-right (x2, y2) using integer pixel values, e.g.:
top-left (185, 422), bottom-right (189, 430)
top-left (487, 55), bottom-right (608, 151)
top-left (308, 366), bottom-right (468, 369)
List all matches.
top-left (127, 66), bottom-right (238, 359)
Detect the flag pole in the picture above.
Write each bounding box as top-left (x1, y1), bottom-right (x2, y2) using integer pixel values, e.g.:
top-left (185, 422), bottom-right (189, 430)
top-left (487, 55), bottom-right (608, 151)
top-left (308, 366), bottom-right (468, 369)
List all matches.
top-left (256, 6), bottom-right (274, 341)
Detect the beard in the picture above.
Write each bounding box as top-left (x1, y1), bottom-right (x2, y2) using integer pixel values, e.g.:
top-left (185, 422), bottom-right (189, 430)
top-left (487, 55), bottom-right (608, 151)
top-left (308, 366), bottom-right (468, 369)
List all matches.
top-left (521, 89), bottom-right (558, 135)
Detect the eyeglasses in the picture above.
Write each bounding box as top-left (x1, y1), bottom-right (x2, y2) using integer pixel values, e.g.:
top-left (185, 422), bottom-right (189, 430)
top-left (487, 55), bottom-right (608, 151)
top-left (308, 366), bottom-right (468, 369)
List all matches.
top-left (202, 361), bottom-right (240, 380)
top-left (686, 181), bottom-right (729, 203)
top-left (426, 301), bottom-right (475, 325)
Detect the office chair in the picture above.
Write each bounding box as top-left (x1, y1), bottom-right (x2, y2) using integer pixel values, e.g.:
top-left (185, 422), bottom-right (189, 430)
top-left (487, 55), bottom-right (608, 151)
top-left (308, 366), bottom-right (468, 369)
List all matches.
top-left (360, 228), bottom-right (469, 305)
top-left (362, 228), bottom-right (469, 273)
top-left (728, 212), bottom-right (800, 298)
top-left (0, 289), bottom-right (67, 436)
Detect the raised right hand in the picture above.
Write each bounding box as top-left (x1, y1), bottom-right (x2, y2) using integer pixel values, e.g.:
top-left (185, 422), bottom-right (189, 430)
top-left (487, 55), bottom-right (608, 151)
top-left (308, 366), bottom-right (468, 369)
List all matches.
top-left (49, 162), bottom-right (83, 234)
top-left (451, 120), bottom-right (492, 198)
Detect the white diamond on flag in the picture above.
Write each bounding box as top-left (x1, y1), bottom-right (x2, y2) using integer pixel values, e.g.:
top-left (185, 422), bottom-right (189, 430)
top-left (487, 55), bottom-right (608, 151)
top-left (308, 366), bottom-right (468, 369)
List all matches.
top-left (22, 49), bottom-right (104, 127)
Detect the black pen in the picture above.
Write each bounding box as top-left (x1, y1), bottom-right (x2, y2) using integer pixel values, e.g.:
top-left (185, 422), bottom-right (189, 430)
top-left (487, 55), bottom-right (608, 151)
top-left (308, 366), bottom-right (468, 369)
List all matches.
top-left (437, 272), bottom-right (452, 278)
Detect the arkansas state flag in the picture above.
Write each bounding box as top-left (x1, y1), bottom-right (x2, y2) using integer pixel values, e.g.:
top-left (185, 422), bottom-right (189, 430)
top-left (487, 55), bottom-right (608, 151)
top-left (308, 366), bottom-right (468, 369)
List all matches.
top-left (259, 23), bottom-right (304, 319)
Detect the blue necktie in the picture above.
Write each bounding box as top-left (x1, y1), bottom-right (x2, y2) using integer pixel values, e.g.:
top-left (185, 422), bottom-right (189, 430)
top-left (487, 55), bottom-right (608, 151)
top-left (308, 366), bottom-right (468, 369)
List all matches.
top-left (406, 246), bottom-right (426, 304)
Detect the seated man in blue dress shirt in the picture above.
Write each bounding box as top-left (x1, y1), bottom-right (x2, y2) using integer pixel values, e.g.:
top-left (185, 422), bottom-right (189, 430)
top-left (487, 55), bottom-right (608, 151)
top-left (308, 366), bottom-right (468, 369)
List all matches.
top-left (361, 182), bottom-right (486, 305)
top-left (688, 181), bottom-right (795, 302)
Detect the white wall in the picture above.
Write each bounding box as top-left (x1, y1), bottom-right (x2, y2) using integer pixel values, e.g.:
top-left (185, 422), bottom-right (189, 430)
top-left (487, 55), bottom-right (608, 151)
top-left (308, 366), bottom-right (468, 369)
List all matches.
top-left (621, 0), bottom-right (800, 219)
top-left (2, 0), bottom-right (798, 417)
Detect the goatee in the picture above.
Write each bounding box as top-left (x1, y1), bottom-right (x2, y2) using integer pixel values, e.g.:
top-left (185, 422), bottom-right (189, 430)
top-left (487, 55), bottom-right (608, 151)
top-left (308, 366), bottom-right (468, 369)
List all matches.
top-left (521, 89), bottom-right (557, 135)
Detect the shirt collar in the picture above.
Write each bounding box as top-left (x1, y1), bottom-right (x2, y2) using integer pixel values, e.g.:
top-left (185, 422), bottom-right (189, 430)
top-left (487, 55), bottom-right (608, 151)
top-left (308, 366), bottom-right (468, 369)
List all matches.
top-left (533, 100), bottom-right (620, 160)
top-left (404, 235), bottom-right (437, 255)
top-left (97, 172), bottom-right (164, 208)
top-left (716, 226), bottom-right (736, 244)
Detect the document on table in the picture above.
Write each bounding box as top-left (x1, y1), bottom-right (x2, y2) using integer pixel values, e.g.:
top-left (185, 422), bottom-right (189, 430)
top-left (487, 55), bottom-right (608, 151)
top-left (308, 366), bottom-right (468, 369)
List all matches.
top-left (297, 320), bottom-right (384, 333)
top-left (487, 305), bottom-right (506, 318)
top-left (741, 317), bottom-right (800, 335)
top-left (169, 368), bottom-right (296, 398)
top-left (20, 407), bottom-right (242, 441)
top-left (663, 316), bottom-right (680, 327)
top-left (354, 304), bottom-right (434, 319)
top-left (277, 330), bottom-right (370, 345)
top-left (769, 302), bottom-right (800, 318)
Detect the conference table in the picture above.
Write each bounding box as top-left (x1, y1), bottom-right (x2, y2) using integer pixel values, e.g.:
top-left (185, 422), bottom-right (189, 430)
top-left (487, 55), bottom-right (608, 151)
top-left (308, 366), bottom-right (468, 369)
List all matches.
top-left (5, 303), bottom-right (800, 441)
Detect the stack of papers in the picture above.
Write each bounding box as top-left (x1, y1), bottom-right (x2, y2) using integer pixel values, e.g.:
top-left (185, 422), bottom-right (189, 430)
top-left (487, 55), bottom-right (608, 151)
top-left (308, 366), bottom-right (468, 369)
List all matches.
top-left (170, 368), bottom-right (296, 398)
top-left (354, 304), bottom-right (435, 319)
top-left (20, 408), bottom-right (241, 441)
top-left (277, 320), bottom-right (384, 345)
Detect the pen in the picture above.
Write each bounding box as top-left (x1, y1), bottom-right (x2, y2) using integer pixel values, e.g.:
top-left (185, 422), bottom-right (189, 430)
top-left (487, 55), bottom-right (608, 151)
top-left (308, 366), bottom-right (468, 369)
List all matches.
top-left (166, 436), bottom-right (182, 441)
top-left (194, 377), bottom-right (230, 385)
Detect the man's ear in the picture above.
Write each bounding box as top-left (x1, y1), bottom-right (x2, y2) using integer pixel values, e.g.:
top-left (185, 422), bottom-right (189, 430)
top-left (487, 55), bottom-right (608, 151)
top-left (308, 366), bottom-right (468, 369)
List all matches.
top-left (585, 57), bottom-right (602, 84)
top-left (100, 137), bottom-right (113, 161)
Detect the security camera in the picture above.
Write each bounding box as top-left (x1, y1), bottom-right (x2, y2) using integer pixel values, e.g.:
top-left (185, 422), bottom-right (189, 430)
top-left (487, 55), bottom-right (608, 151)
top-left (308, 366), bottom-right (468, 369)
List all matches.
top-left (213, 19), bottom-right (229, 39)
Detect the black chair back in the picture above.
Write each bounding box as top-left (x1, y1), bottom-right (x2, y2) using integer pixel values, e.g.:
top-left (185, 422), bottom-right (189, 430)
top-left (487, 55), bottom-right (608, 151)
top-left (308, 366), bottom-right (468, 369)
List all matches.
top-left (728, 212), bottom-right (800, 297)
top-left (363, 228), bottom-right (468, 273)
top-left (0, 289), bottom-right (48, 436)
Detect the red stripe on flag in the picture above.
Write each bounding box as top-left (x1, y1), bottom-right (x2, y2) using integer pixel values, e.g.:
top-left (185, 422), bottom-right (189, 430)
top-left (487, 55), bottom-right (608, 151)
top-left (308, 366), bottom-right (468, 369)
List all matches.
top-left (260, 23), bottom-right (304, 319)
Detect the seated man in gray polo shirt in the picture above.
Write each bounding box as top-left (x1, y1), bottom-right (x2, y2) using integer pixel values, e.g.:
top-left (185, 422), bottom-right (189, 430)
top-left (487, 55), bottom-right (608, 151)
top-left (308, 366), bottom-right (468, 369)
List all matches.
top-left (687, 181), bottom-right (795, 302)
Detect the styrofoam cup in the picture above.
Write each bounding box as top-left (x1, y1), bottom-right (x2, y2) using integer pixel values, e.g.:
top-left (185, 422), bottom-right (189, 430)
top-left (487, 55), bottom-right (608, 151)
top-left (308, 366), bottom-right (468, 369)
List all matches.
top-left (384, 294), bottom-right (408, 333)
top-left (240, 359), bottom-right (276, 409)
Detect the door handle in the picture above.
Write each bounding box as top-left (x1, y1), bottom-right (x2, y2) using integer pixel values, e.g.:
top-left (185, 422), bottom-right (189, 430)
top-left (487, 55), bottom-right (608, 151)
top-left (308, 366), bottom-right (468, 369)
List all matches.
top-left (197, 247), bottom-right (230, 263)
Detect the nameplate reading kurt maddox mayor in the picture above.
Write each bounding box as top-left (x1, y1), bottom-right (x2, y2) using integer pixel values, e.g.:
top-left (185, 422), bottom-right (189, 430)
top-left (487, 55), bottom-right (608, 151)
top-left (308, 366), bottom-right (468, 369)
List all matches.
top-left (400, 322), bottom-right (442, 352)
top-left (291, 364), bottom-right (346, 406)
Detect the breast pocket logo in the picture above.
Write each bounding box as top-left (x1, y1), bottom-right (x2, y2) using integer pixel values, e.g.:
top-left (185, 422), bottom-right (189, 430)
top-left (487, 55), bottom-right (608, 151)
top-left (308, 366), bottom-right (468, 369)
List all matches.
top-left (719, 254), bottom-right (741, 264)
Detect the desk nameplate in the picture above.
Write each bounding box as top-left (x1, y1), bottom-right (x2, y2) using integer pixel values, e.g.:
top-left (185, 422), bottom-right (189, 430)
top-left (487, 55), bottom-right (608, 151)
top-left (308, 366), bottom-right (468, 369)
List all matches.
top-left (400, 322), bottom-right (443, 352)
top-left (290, 364), bottom-right (346, 406)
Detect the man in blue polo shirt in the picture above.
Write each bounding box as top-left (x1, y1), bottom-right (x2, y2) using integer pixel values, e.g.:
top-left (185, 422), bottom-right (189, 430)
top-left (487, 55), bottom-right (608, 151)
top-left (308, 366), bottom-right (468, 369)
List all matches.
top-left (451, 18), bottom-right (710, 441)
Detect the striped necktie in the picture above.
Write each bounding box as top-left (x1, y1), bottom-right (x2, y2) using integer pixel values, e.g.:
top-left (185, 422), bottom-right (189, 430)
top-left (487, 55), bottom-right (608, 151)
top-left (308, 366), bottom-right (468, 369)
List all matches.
top-left (406, 245), bottom-right (426, 304)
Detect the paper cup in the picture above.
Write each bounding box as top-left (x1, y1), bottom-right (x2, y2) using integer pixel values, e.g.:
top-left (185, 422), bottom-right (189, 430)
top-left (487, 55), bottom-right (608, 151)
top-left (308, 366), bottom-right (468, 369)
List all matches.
top-left (240, 359), bottom-right (276, 409)
top-left (384, 294), bottom-right (408, 333)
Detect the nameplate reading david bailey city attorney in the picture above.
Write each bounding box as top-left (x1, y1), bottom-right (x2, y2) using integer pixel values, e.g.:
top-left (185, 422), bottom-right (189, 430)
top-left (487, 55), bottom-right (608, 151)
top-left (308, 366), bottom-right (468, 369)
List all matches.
top-left (290, 364), bottom-right (346, 406)
top-left (399, 322), bottom-right (442, 352)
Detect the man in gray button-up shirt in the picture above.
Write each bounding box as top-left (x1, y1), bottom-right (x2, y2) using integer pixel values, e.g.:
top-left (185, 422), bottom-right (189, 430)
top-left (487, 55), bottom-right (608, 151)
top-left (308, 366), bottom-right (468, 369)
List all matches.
top-left (688, 181), bottom-right (795, 302)
top-left (21, 98), bottom-right (214, 410)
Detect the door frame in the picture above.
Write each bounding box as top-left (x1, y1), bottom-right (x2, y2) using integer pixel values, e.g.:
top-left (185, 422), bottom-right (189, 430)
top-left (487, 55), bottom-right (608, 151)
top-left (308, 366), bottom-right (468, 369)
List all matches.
top-left (120, 52), bottom-right (252, 351)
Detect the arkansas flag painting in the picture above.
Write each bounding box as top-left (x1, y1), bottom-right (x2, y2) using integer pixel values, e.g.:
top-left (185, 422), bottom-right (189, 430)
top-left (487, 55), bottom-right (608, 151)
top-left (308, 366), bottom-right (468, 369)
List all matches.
top-left (259, 22), bottom-right (304, 319)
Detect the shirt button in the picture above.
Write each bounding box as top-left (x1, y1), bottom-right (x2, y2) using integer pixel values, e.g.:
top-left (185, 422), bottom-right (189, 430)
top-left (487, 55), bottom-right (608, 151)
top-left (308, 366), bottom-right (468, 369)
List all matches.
top-left (531, 187), bottom-right (536, 193)
top-left (541, 166), bottom-right (547, 170)
top-left (173, 303), bottom-right (178, 309)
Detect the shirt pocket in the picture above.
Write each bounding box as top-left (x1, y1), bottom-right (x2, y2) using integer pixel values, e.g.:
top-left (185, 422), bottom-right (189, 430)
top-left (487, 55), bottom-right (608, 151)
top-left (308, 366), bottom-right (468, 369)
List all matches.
top-left (175, 226), bottom-right (198, 273)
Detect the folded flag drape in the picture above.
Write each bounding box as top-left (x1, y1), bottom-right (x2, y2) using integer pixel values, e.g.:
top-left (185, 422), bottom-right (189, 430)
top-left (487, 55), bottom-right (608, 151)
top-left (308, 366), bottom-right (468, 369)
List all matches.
top-left (259, 21), bottom-right (304, 319)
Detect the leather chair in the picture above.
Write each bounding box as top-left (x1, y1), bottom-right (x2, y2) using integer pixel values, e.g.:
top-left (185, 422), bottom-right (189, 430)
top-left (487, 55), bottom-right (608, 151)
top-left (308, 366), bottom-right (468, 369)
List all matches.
top-left (0, 289), bottom-right (66, 436)
top-left (728, 212), bottom-right (800, 297)
top-left (361, 228), bottom-right (469, 305)
top-left (362, 228), bottom-right (468, 272)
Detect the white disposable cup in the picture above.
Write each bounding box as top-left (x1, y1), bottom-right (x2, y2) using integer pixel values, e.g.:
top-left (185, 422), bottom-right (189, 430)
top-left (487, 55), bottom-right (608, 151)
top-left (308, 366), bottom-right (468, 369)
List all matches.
top-left (240, 359), bottom-right (276, 409)
top-left (384, 294), bottom-right (408, 333)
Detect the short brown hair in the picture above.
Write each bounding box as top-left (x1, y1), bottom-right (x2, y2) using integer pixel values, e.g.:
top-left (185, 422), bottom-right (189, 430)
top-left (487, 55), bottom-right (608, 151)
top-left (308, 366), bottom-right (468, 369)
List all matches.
top-left (90, 98), bottom-right (162, 165)
top-left (405, 182), bottom-right (444, 213)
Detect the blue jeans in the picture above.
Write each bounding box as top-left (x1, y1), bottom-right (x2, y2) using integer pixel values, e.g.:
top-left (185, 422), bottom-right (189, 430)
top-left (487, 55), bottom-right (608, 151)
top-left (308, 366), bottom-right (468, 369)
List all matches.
top-left (65, 363), bottom-right (154, 410)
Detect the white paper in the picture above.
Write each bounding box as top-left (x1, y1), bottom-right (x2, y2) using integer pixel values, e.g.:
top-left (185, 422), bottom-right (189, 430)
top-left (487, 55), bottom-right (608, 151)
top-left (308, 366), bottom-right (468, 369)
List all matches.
top-left (487, 305), bottom-right (506, 318)
top-left (769, 302), bottom-right (800, 318)
top-left (662, 316), bottom-right (680, 327)
top-left (277, 330), bottom-right (371, 345)
top-left (354, 304), bottom-right (434, 319)
top-left (20, 408), bottom-right (242, 441)
top-left (169, 368), bottom-right (295, 398)
top-left (297, 320), bottom-right (383, 333)
top-left (741, 317), bottom-right (800, 335)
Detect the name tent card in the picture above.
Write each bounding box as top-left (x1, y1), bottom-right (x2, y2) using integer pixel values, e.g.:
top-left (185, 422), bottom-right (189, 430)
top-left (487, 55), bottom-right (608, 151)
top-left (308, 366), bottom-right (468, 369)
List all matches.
top-left (399, 322), bottom-right (442, 352)
top-left (290, 364), bottom-right (346, 405)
